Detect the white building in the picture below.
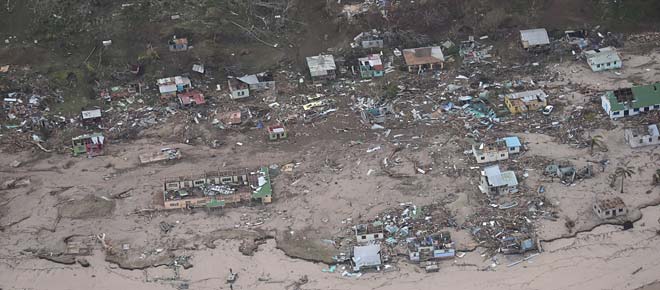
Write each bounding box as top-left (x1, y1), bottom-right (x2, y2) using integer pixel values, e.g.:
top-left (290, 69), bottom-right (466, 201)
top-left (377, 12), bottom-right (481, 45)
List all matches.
top-left (584, 47), bottom-right (622, 72)
top-left (593, 197), bottom-right (627, 220)
top-left (624, 124), bottom-right (660, 148)
top-left (472, 141), bottom-right (509, 164)
top-left (479, 165), bottom-right (518, 195)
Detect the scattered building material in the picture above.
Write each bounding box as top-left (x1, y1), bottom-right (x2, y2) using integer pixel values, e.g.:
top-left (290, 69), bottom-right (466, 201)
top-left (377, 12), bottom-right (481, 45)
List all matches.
top-left (139, 148), bottom-right (181, 164)
top-left (504, 89), bottom-right (548, 114)
top-left (162, 167), bottom-right (272, 210)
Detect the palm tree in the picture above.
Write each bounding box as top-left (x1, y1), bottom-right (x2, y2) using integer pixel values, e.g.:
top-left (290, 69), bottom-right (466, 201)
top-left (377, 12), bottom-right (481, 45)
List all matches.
top-left (590, 135), bottom-right (606, 155)
top-left (614, 166), bottom-right (635, 193)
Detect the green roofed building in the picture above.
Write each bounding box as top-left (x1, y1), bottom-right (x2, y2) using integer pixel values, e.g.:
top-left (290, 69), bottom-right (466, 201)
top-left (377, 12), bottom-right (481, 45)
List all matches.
top-left (601, 83), bottom-right (660, 119)
top-left (251, 166), bottom-right (273, 204)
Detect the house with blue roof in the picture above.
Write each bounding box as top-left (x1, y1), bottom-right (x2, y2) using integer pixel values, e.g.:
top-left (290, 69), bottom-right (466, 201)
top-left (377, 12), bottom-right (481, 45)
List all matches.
top-left (472, 136), bottom-right (522, 164)
top-left (501, 136), bottom-right (522, 154)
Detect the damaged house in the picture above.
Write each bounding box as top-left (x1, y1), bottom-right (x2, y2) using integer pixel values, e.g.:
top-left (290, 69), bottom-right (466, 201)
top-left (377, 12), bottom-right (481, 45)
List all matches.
top-left (267, 124), bottom-right (288, 141)
top-left (584, 47), bottom-right (621, 72)
top-left (306, 55), bottom-right (336, 82)
top-left (504, 89), bottom-right (548, 114)
top-left (479, 165), bottom-right (518, 195)
top-left (472, 136), bottom-right (521, 164)
top-left (168, 36), bottom-right (188, 52)
top-left (593, 197), bottom-right (628, 220)
top-left (403, 46), bottom-right (444, 72)
top-left (163, 167), bottom-right (273, 210)
top-left (227, 73), bottom-right (276, 100)
top-left (178, 91), bottom-right (205, 106)
top-left (358, 54), bottom-right (385, 79)
top-left (71, 133), bottom-right (105, 157)
top-left (408, 232), bottom-right (455, 263)
top-left (601, 83), bottom-right (660, 119)
top-left (472, 140), bottom-right (508, 164)
top-left (80, 108), bottom-right (102, 126)
top-left (624, 124), bottom-right (660, 148)
top-left (520, 28), bottom-right (550, 50)
top-left (157, 76), bottom-right (192, 99)
top-left (352, 244), bottom-right (382, 272)
top-left (355, 222), bottom-right (384, 244)
top-left (545, 162), bottom-right (593, 183)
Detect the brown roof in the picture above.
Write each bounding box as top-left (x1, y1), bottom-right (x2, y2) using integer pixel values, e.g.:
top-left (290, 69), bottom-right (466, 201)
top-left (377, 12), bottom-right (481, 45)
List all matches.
top-left (595, 197), bottom-right (626, 210)
top-left (403, 47), bottom-right (444, 66)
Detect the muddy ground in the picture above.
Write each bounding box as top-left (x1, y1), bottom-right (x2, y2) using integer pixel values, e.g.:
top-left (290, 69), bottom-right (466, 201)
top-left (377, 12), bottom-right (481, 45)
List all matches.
top-left (2, 0), bottom-right (660, 290)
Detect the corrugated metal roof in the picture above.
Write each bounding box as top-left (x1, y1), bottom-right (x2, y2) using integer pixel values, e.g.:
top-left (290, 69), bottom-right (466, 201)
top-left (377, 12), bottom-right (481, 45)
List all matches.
top-left (520, 29), bottom-right (550, 46)
top-left (585, 47), bottom-right (621, 65)
top-left (508, 89), bottom-right (548, 103)
top-left (306, 55), bottom-right (336, 77)
top-left (483, 165), bottom-right (518, 187)
top-left (237, 74), bottom-right (260, 85)
top-left (502, 136), bottom-right (521, 148)
top-left (81, 109), bottom-right (102, 119)
top-left (353, 244), bottom-right (381, 268)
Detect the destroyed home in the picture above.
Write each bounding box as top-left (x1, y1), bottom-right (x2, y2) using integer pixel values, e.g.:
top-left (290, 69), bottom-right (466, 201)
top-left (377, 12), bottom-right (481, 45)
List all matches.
top-left (100, 84), bottom-right (142, 101)
top-left (545, 162), bottom-right (593, 183)
top-left (306, 55), bottom-right (337, 81)
top-left (601, 83), bottom-right (660, 119)
top-left (168, 36), bottom-right (188, 52)
top-left (157, 76), bottom-right (192, 99)
top-left (355, 222), bottom-right (384, 244)
top-left (624, 124), bottom-right (660, 148)
top-left (139, 148), bottom-right (181, 164)
top-left (479, 165), bottom-right (518, 195)
top-left (71, 133), bottom-right (105, 157)
top-left (227, 73), bottom-right (275, 100)
top-left (472, 140), bottom-right (509, 164)
top-left (403, 46), bottom-right (444, 72)
top-left (162, 167), bottom-right (272, 210)
top-left (178, 91), bottom-right (205, 106)
top-left (500, 234), bottom-right (537, 255)
top-left (358, 54), bottom-right (384, 78)
top-left (593, 197), bottom-right (628, 220)
top-left (584, 47), bottom-right (622, 72)
top-left (352, 244), bottom-right (382, 272)
top-left (408, 232), bottom-right (455, 263)
top-left (472, 136), bottom-right (521, 164)
top-left (504, 89), bottom-right (548, 114)
top-left (267, 124), bottom-right (287, 141)
top-left (80, 108), bottom-right (102, 126)
top-left (353, 31), bottom-right (383, 49)
top-left (520, 28), bottom-right (550, 50)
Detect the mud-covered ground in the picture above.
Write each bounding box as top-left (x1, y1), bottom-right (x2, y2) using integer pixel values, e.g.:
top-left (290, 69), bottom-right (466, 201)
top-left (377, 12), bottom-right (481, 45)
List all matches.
top-left (2, 0), bottom-right (660, 290)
